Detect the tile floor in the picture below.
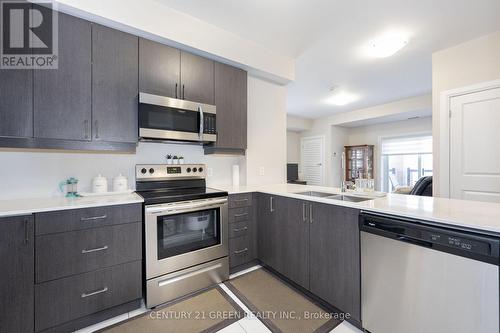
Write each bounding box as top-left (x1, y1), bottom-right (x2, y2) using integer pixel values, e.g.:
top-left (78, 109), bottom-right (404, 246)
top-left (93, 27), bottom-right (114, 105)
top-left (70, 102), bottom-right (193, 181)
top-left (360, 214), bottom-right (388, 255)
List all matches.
top-left (76, 265), bottom-right (363, 333)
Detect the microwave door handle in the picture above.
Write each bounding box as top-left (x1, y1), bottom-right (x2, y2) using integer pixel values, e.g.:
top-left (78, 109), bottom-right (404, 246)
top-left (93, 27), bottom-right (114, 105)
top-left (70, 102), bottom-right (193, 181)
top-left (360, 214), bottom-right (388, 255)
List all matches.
top-left (198, 106), bottom-right (204, 141)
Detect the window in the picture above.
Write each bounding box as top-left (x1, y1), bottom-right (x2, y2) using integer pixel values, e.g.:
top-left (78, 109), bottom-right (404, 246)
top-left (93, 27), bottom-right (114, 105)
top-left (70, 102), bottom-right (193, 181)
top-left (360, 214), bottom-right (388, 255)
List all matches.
top-left (381, 135), bottom-right (433, 192)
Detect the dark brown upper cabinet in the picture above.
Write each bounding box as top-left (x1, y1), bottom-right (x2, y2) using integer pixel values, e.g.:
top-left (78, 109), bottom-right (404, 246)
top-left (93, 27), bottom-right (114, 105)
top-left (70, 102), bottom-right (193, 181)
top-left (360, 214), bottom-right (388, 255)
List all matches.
top-left (139, 38), bottom-right (180, 98)
top-left (34, 11), bottom-right (92, 141)
top-left (205, 62), bottom-right (247, 154)
top-left (92, 24), bottom-right (138, 143)
top-left (0, 69), bottom-right (33, 138)
top-left (180, 51), bottom-right (215, 105)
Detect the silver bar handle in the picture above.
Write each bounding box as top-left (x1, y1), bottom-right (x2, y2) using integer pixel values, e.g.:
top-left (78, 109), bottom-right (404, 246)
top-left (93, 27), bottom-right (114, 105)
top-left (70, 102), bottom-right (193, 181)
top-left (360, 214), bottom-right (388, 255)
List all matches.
top-left (309, 204), bottom-right (313, 224)
top-left (199, 105), bottom-right (204, 141)
top-left (234, 248), bottom-right (248, 255)
top-left (81, 245), bottom-right (108, 254)
top-left (80, 215), bottom-right (107, 221)
top-left (302, 203), bottom-right (307, 222)
top-left (147, 198), bottom-right (227, 214)
top-left (234, 213), bottom-right (248, 218)
top-left (81, 287), bottom-right (108, 298)
top-left (270, 197), bottom-right (274, 212)
top-left (233, 226), bottom-right (248, 232)
top-left (94, 120), bottom-right (99, 139)
top-left (233, 198), bottom-right (248, 203)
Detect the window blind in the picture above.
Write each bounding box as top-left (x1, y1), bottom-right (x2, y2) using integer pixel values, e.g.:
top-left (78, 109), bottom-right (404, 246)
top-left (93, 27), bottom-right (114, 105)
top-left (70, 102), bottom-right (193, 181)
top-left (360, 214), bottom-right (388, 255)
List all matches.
top-left (381, 135), bottom-right (432, 155)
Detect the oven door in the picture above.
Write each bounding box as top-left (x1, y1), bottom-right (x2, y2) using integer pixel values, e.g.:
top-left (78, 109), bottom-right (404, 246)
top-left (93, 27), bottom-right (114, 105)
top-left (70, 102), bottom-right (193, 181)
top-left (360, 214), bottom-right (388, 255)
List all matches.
top-left (145, 197), bottom-right (228, 279)
top-left (139, 92), bottom-right (216, 142)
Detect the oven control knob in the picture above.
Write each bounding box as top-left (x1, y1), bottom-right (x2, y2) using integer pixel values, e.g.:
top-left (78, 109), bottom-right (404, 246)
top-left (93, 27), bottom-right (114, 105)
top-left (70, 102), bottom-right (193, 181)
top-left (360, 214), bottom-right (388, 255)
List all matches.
top-left (141, 168), bottom-right (147, 174)
top-left (198, 167), bottom-right (204, 173)
top-left (186, 167), bottom-right (192, 173)
top-left (193, 167), bottom-right (198, 172)
top-left (149, 168), bottom-right (155, 174)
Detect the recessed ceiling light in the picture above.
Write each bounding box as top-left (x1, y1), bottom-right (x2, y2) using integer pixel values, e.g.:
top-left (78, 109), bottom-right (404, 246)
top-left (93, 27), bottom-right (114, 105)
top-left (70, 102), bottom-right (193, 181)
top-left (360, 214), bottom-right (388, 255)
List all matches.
top-left (365, 32), bottom-right (409, 58)
top-left (325, 91), bottom-right (359, 106)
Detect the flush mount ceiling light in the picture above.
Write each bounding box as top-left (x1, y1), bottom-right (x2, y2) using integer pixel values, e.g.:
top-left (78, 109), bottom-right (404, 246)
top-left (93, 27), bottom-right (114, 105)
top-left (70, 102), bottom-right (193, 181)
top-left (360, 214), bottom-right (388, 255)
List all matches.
top-left (364, 31), bottom-right (409, 58)
top-left (325, 90), bottom-right (359, 106)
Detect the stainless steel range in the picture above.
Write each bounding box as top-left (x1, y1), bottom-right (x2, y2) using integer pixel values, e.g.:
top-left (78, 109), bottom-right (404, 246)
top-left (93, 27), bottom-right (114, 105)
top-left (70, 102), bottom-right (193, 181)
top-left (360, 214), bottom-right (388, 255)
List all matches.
top-left (135, 164), bottom-right (229, 308)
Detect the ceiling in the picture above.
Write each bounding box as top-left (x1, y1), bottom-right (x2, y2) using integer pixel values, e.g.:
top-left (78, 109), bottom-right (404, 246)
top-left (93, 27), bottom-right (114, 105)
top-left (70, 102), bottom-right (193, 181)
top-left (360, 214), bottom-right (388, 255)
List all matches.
top-left (154, 0), bottom-right (500, 118)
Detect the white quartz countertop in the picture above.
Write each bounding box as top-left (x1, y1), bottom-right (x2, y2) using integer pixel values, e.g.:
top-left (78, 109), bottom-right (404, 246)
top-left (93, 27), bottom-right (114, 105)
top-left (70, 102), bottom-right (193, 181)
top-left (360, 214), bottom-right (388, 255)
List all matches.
top-left (213, 183), bottom-right (500, 235)
top-left (0, 193), bottom-right (144, 218)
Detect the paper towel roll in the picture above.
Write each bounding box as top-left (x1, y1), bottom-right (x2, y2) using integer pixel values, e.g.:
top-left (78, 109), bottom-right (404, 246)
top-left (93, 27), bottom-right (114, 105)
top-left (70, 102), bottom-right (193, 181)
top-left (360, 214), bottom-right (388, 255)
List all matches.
top-left (232, 165), bottom-right (240, 186)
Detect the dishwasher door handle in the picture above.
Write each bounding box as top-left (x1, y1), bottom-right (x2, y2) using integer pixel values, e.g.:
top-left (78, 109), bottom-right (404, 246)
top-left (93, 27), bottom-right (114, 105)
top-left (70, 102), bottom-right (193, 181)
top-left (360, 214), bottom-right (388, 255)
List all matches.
top-left (397, 235), bottom-right (432, 248)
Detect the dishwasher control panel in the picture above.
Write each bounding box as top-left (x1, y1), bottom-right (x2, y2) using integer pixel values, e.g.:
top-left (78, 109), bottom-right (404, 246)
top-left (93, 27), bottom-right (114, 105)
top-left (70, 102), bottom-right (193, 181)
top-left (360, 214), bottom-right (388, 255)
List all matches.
top-left (422, 231), bottom-right (491, 256)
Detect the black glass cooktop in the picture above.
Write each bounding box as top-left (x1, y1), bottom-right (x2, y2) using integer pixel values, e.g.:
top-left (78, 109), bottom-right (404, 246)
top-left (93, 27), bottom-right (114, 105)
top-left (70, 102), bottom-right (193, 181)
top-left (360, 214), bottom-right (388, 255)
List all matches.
top-left (137, 187), bottom-right (227, 205)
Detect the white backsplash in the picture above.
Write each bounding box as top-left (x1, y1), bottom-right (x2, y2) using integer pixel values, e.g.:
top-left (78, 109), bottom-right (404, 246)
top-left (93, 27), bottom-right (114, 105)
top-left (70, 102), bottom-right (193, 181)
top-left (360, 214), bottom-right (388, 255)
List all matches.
top-left (0, 142), bottom-right (244, 200)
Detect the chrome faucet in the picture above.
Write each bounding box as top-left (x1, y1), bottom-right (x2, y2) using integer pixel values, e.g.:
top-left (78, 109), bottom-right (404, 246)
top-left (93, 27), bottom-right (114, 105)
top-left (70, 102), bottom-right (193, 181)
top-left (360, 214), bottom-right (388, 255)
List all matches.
top-left (341, 151), bottom-right (347, 192)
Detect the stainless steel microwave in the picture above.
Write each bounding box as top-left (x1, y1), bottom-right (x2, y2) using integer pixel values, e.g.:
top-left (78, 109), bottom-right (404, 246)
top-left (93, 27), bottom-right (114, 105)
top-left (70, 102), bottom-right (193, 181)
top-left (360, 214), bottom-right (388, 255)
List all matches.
top-left (139, 92), bottom-right (217, 143)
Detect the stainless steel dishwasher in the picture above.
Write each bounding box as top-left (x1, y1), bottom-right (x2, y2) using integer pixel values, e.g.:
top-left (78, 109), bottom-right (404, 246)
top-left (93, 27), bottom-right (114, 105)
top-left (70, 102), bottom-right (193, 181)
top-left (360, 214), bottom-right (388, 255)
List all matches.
top-left (360, 212), bottom-right (500, 333)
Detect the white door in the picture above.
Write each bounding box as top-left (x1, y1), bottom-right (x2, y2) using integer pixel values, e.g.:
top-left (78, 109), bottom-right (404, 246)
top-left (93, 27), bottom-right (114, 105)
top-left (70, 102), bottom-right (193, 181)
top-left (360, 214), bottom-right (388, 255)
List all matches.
top-left (450, 87), bottom-right (500, 202)
top-left (301, 136), bottom-right (325, 186)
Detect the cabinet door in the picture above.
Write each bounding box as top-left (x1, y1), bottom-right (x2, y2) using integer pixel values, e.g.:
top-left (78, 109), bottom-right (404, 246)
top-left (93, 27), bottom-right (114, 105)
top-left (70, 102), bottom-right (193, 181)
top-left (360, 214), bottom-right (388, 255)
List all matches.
top-left (213, 62), bottom-right (247, 150)
top-left (92, 24), bottom-right (138, 143)
top-left (34, 11), bottom-right (92, 141)
top-left (257, 194), bottom-right (286, 270)
top-left (0, 0), bottom-right (33, 138)
top-left (0, 69), bottom-right (33, 137)
top-left (180, 51), bottom-right (214, 104)
top-left (139, 38), bottom-right (180, 98)
top-left (0, 215), bottom-right (34, 333)
top-left (276, 198), bottom-right (309, 289)
top-left (309, 203), bottom-right (361, 322)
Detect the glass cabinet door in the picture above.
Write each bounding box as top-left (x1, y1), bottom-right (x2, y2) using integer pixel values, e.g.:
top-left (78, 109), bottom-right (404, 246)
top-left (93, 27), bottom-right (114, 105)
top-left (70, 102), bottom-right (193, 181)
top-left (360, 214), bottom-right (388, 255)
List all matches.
top-left (156, 207), bottom-right (220, 260)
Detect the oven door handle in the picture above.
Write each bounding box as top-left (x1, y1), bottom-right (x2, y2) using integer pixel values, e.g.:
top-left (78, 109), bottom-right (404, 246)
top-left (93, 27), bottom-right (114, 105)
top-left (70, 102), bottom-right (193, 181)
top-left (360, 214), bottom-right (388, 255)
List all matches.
top-left (146, 198), bottom-right (227, 215)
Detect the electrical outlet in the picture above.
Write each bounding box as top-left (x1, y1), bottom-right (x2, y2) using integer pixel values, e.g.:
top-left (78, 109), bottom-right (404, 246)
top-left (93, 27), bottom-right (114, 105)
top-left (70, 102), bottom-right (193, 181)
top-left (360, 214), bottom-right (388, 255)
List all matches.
top-left (207, 168), bottom-right (213, 177)
top-left (259, 167), bottom-right (265, 176)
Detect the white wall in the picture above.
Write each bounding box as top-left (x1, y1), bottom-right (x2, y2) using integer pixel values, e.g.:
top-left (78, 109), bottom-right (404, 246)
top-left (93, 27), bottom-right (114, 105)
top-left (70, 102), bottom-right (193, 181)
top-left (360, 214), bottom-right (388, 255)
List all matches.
top-left (432, 31), bottom-right (500, 196)
top-left (287, 115), bottom-right (312, 132)
top-left (286, 131), bottom-right (301, 164)
top-left (245, 75), bottom-right (287, 185)
top-left (347, 117), bottom-right (433, 190)
top-left (0, 142), bottom-right (243, 200)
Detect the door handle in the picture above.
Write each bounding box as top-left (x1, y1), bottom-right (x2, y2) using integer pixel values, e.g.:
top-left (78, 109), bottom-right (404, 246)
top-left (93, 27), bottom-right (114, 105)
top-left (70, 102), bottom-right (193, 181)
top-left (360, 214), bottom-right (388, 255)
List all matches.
top-left (302, 203), bottom-right (307, 222)
top-left (270, 197), bottom-right (274, 212)
top-left (309, 204), bottom-right (313, 224)
top-left (234, 248), bottom-right (248, 255)
top-left (80, 215), bottom-right (107, 221)
top-left (175, 83), bottom-right (178, 99)
top-left (81, 245), bottom-right (108, 254)
top-left (233, 226), bottom-right (248, 232)
top-left (83, 120), bottom-right (89, 139)
top-left (94, 120), bottom-right (99, 139)
top-left (234, 213), bottom-right (248, 218)
top-left (81, 287), bottom-right (108, 298)
top-left (24, 218), bottom-right (29, 245)
top-left (182, 84), bottom-right (185, 99)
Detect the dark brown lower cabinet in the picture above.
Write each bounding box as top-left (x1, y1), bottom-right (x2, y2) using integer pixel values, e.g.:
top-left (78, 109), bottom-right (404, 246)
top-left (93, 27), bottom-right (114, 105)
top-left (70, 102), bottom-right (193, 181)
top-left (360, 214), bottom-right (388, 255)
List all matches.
top-left (309, 203), bottom-right (361, 323)
top-left (256, 194), bottom-right (361, 324)
top-left (35, 261), bottom-right (141, 332)
top-left (0, 215), bottom-right (34, 333)
top-left (277, 198), bottom-right (310, 290)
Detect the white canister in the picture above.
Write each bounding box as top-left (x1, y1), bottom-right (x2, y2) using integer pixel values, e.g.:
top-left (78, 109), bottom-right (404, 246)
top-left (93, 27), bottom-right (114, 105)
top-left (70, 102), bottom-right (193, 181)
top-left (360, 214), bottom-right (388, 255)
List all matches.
top-left (113, 174), bottom-right (128, 192)
top-left (92, 174), bottom-right (108, 193)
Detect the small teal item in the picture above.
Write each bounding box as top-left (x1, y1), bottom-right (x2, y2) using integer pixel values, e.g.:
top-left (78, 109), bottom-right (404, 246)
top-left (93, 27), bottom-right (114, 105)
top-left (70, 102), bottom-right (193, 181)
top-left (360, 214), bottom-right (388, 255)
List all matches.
top-left (59, 177), bottom-right (81, 198)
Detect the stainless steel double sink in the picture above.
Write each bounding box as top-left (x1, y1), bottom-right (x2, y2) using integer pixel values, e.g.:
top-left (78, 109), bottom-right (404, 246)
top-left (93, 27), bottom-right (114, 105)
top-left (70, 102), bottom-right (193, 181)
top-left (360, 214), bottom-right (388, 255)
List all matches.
top-left (294, 191), bottom-right (374, 203)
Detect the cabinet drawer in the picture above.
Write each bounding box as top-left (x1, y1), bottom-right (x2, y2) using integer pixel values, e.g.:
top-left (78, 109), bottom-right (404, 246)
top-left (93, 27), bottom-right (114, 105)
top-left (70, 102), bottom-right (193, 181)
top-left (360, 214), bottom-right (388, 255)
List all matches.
top-left (229, 235), bottom-right (251, 268)
top-left (36, 222), bottom-right (142, 283)
top-left (229, 220), bottom-right (249, 239)
top-left (35, 261), bottom-right (141, 332)
top-left (228, 193), bottom-right (252, 208)
top-left (228, 206), bottom-right (252, 224)
top-left (35, 203), bottom-right (142, 235)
